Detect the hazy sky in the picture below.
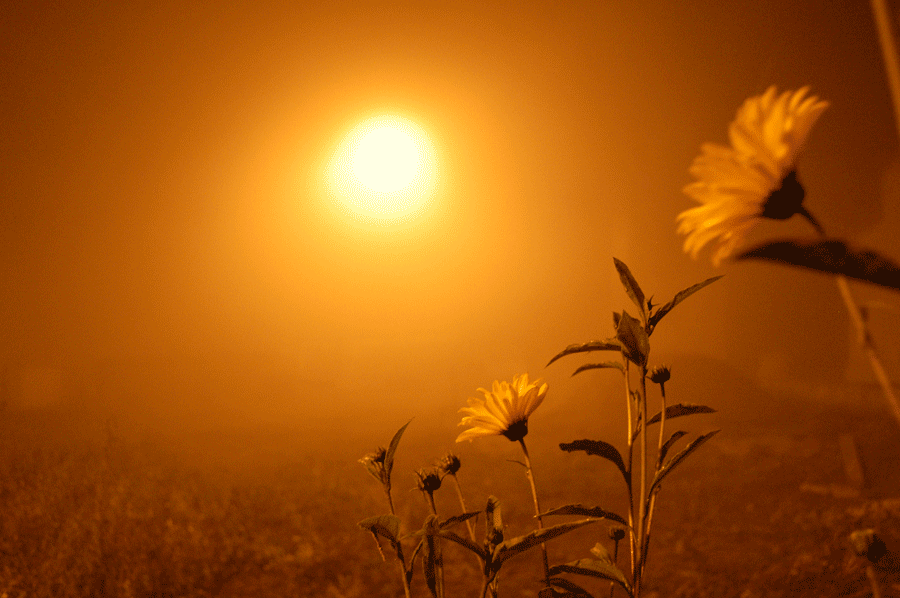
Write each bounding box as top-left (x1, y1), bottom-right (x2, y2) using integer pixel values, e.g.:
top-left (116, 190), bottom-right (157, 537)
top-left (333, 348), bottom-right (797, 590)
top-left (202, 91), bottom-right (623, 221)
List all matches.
top-left (2, 1), bottom-right (898, 434)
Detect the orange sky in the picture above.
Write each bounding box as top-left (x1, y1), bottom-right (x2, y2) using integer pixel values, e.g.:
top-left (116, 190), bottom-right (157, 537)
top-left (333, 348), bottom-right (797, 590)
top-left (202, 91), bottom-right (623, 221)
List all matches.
top-left (1, 1), bottom-right (898, 436)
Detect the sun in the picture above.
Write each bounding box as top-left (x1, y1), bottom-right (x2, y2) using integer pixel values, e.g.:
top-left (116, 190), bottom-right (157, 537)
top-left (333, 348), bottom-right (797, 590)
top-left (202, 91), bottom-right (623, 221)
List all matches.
top-left (326, 114), bottom-right (437, 224)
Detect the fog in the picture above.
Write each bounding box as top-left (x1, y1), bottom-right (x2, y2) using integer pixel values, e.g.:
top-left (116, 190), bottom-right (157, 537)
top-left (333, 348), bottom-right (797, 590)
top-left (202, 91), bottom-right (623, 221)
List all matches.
top-left (2, 0), bottom-right (899, 459)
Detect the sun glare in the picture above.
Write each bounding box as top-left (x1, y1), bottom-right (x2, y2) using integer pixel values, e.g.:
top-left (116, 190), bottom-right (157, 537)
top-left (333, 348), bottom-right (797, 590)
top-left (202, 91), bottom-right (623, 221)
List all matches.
top-left (326, 115), bottom-right (437, 224)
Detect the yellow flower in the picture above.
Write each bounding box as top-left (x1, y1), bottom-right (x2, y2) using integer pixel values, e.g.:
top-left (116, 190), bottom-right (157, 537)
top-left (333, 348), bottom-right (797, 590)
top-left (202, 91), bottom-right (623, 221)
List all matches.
top-left (678, 86), bottom-right (829, 266)
top-left (456, 374), bottom-right (548, 443)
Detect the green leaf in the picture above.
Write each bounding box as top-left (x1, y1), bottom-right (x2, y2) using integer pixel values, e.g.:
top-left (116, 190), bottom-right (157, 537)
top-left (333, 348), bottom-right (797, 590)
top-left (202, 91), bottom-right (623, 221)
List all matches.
top-left (559, 440), bottom-right (628, 483)
top-left (540, 504), bottom-right (628, 527)
top-left (494, 519), bottom-right (598, 564)
top-left (736, 240), bottom-right (900, 291)
top-left (614, 258), bottom-right (646, 319)
top-left (648, 275), bottom-right (723, 334)
top-left (615, 311), bottom-right (649, 368)
top-left (385, 419), bottom-right (412, 483)
top-left (358, 514), bottom-right (401, 544)
top-left (544, 578), bottom-right (597, 598)
top-left (649, 430), bottom-right (720, 496)
top-left (646, 403), bottom-right (716, 427)
top-left (548, 559), bottom-right (632, 596)
top-left (572, 362), bottom-right (624, 377)
top-left (659, 430), bottom-right (688, 465)
top-left (547, 340), bottom-right (622, 368)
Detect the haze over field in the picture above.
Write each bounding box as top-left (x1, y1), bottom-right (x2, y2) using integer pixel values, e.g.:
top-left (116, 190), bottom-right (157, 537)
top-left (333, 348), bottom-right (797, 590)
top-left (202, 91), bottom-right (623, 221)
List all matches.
top-left (2, 0), bottom-right (899, 454)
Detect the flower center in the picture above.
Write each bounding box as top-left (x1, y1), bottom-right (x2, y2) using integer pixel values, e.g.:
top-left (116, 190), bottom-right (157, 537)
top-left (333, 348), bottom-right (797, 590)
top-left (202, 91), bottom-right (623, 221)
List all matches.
top-left (502, 420), bottom-right (529, 442)
top-left (761, 170), bottom-right (806, 220)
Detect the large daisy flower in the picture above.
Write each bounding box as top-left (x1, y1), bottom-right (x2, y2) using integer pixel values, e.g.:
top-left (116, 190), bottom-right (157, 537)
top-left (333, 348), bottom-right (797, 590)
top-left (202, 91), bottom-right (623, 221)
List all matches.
top-left (456, 374), bottom-right (548, 443)
top-left (678, 86), bottom-right (829, 266)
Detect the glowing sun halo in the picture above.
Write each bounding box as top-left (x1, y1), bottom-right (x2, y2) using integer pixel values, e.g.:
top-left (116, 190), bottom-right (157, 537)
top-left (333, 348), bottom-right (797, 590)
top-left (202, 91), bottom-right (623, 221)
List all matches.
top-left (326, 115), bottom-right (437, 223)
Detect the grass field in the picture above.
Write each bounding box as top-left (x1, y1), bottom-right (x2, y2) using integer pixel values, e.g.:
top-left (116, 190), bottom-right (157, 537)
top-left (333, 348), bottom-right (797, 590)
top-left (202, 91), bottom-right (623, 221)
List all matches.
top-left (2, 382), bottom-right (900, 598)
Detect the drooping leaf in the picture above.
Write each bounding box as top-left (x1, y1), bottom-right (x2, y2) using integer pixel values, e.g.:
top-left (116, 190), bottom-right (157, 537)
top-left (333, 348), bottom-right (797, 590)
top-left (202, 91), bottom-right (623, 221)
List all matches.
top-left (572, 362), bottom-right (624, 377)
top-left (649, 430), bottom-right (720, 496)
top-left (437, 529), bottom-right (487, 559)
top-left (736, 240), bottom-right (900, 291)
top-left (544, 578), bottom-right (597, 598)
top-left (385, 419), bottom-right (412, 483)
top-left (646, 403), bottom-right (716, 427)
top-left (439, 511), bottom-right (481, 530)
top-left (540, 504), bottom-right (628, 527)
top-left (559, 440), bottom-right (628, 483)
top-left (615, 311), bottom-right (649, 368)
top-left (485, 496), bottom-right (503, 546)
top-left (547, 340), bottom-right (622, 368)
top-left (659, 430), bottom-right (688, 465)
top-left (548, 559), bottom-right (632, 596)
top-left (358, 514), bottom-right (401, 544)
top-left (614, 258), bottom-right (646, 319)
top-left (648, 275), bottom-right (723, 334)
top-left (589, 542), bottom-right (612, 563)
top-left (422, 515), bottom-right (443, 598)
top-left (494, 519), bottom-right (598, 564)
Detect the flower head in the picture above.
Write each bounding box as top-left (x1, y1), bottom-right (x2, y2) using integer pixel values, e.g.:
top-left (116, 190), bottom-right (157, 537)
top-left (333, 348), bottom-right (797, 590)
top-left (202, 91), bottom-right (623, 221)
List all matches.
top-left (456, 374), bottom-right (548, 443)
top-left (415, 468), bottom-right (443, 494)
top-left (359, 447), bottom-right (389, 485)
top-left (678, 86), bottom-right (829, 266)
top-left (436, 452), bottom-right (462, 476)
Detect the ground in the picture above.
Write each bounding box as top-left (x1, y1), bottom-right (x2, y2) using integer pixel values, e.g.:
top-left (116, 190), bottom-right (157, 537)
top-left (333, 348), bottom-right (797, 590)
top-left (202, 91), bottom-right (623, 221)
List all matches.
top-left (1, 382), bottom-right (899, 597)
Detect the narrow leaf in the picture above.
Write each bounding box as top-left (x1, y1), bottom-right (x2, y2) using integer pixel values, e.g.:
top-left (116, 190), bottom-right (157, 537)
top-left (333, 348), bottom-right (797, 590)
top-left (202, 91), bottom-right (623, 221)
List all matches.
top-left (659, 430), bottom-right (688, 465)
top-left (385, 419), bottom-right (412, 481)
top-left (736, 240), bottom-right (900, 291)
top-left (358, 514), bottom-right (401, 544)
top-left (547, 340), bottom-right (622, 367)
top-left (439, 511), bottom-right (481, 530)
top-left (614, 258), bottom-right (646, 317)
top-left (646, 403), bottom-right (716, 427)
top-left (485, 496), bottom-right (503, 546)
top-left (649, 430), bottom-right (720, 496)
top-left (559, 440), bottom-right (628, 483)
top-left (648, 275), bottom-right (723, 333)
top-left (548, 559), bottom-right (631, 596)
top-left (494, 519), bottom-right (598, 564)
top-left (572, 362), bottom-right (624, 377)
top-left (540, 504), bottom-right (628, 527)
top-left (422, 516), bottom-right (442, 598)
top-left (437, 529), bottom-right (487, 560)
top-left (546, 578), bottom-right (597, 598)
top-left (615, 311), bottom-right (649, 367)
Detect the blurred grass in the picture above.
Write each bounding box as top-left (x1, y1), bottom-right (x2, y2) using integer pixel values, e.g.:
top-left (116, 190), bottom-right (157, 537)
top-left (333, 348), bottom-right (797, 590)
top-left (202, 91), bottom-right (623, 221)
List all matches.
top-left (2, 385), bottom-right (900, 598)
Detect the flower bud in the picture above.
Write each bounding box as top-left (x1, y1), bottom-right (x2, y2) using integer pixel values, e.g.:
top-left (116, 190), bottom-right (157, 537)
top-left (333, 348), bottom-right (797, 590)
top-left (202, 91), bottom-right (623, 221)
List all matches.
top-left (649, 365), bottom-right (671, 384)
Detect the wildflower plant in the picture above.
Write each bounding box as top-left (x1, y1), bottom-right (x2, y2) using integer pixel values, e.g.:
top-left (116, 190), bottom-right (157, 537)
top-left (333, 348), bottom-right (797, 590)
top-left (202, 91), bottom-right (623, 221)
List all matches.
top-left (358, 259), bottom-right (721, 598)
top-left (544, 258), bottom-right (721, 597)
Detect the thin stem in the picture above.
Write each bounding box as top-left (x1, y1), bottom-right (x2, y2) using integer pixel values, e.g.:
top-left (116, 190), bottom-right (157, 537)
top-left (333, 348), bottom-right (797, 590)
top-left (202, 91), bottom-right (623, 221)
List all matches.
top-left (657, 381), bottom-right (667, 469)
top-left (801, 209), bottom-right (900, 432)
top-left (635, 368), bottom-right (649, 595)
top-left (836, 275), bottom-right (900, 430)
top-left (871, 0), bottom-right (900, 140)
top-left (623, 361), bottom-right (637, 584)
top-left (450, 474), bottom-right (477, 542)
top-left (518, 438), bottom-right (550, 581)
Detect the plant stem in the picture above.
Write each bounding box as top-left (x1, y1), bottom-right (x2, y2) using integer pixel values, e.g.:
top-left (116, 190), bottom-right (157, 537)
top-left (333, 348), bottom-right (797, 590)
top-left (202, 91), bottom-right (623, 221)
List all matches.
top-left (870, 0), bottom-right (900, 140)
top-left (518, 438), bottom-right (550, 581)
top-left (801, 210), bottom-right (900, 432)
top-left (635, 368), bottom-right (649, 596)
top-left (623, 361), bottom-right (637, 584)
top-left (450, 474), bottom-right (477, 542)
